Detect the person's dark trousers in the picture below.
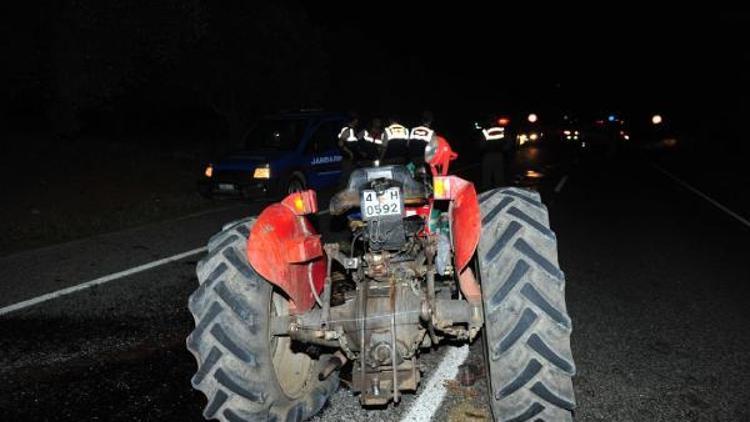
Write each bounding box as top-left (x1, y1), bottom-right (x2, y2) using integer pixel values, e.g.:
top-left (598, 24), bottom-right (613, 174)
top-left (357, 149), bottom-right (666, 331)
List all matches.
top-left (481, 151), bottom-right (505, 192)
top-left (338, 158), bottom-right (354, 190)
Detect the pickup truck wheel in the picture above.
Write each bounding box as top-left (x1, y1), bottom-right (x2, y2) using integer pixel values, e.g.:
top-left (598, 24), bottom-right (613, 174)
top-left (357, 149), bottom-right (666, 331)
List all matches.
top-left (477, 187), bottom-right (576, 421)
top-left (188, 219), bottom-right (338, 421)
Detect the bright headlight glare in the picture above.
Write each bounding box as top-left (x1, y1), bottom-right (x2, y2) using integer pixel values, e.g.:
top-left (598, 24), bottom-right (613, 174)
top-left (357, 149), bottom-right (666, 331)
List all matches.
top-left (253, 165), bottom-right (271, 179)
top-left (204, 164), bottom-right (213, 178)
top-left (529, 133), bottom-right (539, 141)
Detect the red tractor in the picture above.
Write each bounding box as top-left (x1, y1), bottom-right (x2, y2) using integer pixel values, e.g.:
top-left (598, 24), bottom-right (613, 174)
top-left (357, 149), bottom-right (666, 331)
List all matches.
top-left (187, 135), bottom-right (576, 421)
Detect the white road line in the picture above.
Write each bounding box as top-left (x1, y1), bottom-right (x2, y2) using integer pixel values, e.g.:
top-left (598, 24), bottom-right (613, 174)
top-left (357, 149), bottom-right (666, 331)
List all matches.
top-left (653, 164), bottom-right (750, 229)
top-left (554, 174), bottom-right (569, 193)
top-left (400, 344), bottom-right (470, 422)
top-left (0, 246), bottom-right (207, 317)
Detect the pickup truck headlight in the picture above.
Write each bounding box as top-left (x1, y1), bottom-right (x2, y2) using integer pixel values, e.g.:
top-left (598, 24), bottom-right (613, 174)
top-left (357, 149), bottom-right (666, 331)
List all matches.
top-left (253, 165), bottom-right (271, 179)
top-left (204, 164), bottom-right (213, 178)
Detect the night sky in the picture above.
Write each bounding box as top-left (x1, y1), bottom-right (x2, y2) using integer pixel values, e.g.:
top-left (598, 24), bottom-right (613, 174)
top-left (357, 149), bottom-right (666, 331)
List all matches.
top-left (2, 4), bottom-right (748, 143)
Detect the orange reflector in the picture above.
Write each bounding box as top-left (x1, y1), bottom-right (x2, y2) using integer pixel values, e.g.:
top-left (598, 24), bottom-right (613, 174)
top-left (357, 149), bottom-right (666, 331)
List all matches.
top-left (433, 177), bottom-right (450, 199)
top-left (281, 189), bottom-right (318, 215)
top-left (294, 196), bottom-right (305, 212)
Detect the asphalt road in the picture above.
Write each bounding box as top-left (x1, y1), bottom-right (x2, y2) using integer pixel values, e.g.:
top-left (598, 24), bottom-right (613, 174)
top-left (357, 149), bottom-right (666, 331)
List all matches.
top-left (1, 146), bottom-right (749, 421)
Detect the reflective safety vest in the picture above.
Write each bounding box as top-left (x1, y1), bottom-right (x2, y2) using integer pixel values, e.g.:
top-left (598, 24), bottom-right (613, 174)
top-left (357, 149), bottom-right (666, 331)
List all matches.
top-left (383, 123), bottom-right (410, 141)
top-left (359, 129), bottom-right (383, 145)
top-left (338, 126), bottom-right (358, 143)
top-left (482, 127), bottom-right (505, 141)
top-left (409, 126), bottom-right (434, 142)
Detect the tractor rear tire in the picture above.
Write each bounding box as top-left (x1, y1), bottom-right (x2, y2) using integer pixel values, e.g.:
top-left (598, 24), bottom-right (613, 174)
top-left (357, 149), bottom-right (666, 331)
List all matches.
top-left (477, 187), bottom-right (576, 421)
top-left (187, 219), bottom-right (338, 421)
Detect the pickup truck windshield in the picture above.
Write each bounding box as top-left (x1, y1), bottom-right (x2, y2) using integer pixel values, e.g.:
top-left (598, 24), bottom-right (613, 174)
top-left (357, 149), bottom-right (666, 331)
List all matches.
top-left (244, 119), bottom-right (303, 150)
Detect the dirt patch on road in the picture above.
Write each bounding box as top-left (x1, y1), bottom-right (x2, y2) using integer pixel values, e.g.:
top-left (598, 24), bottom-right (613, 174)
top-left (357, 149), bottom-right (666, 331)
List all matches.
top-left (445, 379), bottom-right (491, 421)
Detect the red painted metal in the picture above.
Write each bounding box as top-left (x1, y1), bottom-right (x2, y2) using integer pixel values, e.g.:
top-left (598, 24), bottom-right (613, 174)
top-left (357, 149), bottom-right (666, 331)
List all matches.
top-left (247, 190), bottom-right (326, 314)
top-left (428, 136), bottom-right (458, 176)
top-left (458, 266), bottom-right (482, 305)
top-left (444, 176), bottom-right (480, 273)
top-left (405, 204), bottom-right (431, 219)
top-left (281, 189), bottom-right (319, 215)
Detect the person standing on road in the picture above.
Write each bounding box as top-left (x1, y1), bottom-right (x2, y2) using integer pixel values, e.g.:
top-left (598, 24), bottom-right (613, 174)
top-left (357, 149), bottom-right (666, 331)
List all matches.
top-left (357, 116), bottom-right (385, 163)
top-left (383, 117), bottom-right (410, 145)
top-left (380, 117), bottom-right (410, 165)
top-left (409, 111), bottom-right (435, 165)
top-left (337, 113), bottom-right (360, 187)
top-left (480, 117), bottom-right (510, 191)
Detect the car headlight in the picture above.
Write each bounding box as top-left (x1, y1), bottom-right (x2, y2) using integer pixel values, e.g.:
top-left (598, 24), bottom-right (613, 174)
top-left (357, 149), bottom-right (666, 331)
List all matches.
top-left (253, 165), bottom-right (271, 179)
top-left (204, 164), bottom-right (213, 178)
top-left (518, 134), bottom-right (529, 145)
top-left (529, 133), bottom-right (539, 141)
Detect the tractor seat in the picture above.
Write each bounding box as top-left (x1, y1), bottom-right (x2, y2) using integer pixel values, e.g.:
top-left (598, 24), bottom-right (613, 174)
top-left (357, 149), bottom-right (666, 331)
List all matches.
top-left (329, 165), bottom-right (427, 215)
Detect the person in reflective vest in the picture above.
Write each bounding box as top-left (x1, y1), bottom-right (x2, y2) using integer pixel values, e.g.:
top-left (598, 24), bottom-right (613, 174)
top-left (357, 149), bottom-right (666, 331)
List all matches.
top-left (337, 113), bottom-right (360, 160)
top-left (383, 119), bottom-right (410, 143)
top-left (357, 117), bottom-right (384, 163)
top-left (409, 111), bottom-right (435, 164)
top-left (480, 118), bottom-right (510, 190)
top-left (337, 113), bottom-right (360, 187)
top-left (381, 118), bottom-right (410, 165)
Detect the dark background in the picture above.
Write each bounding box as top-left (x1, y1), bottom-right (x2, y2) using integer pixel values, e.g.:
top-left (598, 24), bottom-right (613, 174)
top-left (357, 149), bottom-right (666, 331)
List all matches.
top-left (3, 3), bottom-right (749, 152)
top-left (2, 5), bottom-right (750, 422)
top-left (2, 3), bottom-right (750, 253)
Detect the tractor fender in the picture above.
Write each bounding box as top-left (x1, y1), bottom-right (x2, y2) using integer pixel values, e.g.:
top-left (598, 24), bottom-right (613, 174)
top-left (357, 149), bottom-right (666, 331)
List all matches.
top-left (434, 175), bottom-right (481, 272)
top-left (246, 190), bottom-right (326, 314)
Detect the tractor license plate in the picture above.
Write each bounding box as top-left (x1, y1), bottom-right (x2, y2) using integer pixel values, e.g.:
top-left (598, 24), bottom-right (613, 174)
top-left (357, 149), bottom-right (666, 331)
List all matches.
top-left (361, 188), bottom-right (402, 219)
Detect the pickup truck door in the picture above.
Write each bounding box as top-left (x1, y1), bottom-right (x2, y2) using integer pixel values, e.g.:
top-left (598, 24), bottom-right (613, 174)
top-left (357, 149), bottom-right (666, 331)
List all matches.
top-left (302, 120), bottom-right (344, 189)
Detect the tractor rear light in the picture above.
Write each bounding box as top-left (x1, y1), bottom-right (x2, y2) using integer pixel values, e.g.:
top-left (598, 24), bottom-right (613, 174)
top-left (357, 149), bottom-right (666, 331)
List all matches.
top-left (282, 190), bottom-right (318, 215)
